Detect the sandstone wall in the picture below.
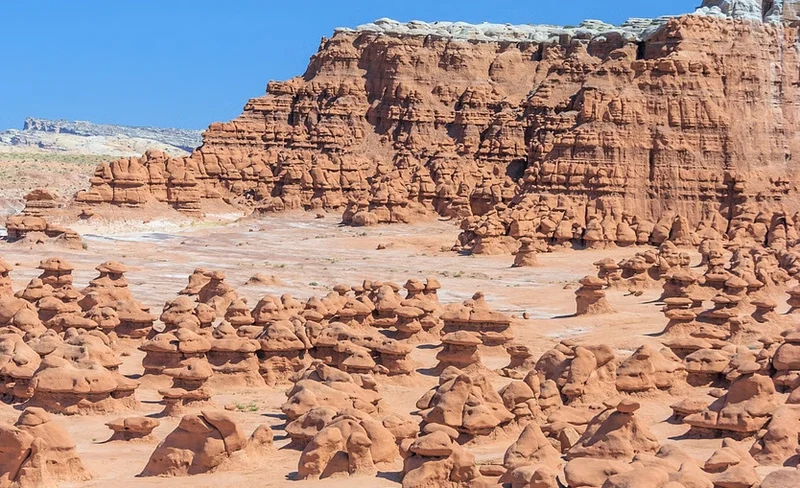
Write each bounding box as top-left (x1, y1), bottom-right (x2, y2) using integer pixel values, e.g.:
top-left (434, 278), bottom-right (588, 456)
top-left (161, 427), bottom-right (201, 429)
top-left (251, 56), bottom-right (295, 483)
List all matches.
top-left (74, 13), bottom-right (800, 242)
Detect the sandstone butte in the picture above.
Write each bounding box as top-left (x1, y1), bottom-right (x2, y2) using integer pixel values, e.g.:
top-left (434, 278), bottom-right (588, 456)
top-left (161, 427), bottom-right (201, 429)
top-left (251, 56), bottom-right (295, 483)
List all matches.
top-left (59, 1), bottom-right (800, 254)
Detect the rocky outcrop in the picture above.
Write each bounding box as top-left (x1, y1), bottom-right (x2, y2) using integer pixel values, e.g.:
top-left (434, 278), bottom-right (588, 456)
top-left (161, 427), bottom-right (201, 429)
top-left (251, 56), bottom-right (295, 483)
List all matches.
top-left (281, 362), bottom-right (385, 424)
top-left (415, 367), bottom-right (514, 437)
top-left (105, 416), bottom-right (160, 442)
top-left (401, 431), bottom-right (493, 488)
top-left (0, 407), bottom-right (91, 487)
top-left (27, 352), bottom-right (140, 415)
top-left (141, 410), bottom-right (273, 477)
top-left (5, 190), bottom-right (82, 248)
top-left (565, 399), bottom-right (660, 462)
top-left (296, 409), bottom-right (398, 480)
top-left (684, 364), bottom-right (779, 434)
top-left (71, 6), bottom-right (800, 254)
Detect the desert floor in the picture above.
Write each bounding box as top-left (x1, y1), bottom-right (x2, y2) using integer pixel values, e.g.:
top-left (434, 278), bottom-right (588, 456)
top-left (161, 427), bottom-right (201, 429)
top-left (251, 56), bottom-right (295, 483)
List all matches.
top-left (0, 152), bottom-right (103, 215)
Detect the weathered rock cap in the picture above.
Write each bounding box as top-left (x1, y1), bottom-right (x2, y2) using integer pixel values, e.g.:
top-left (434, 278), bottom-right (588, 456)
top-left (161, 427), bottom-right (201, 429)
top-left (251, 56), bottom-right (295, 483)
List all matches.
top-left (106, 416), bottom-right (160, 435)
top-left (782, 327), bottom-right (800, 344)
top-left (205, 270), bottom-right (226, 280)
top-left (441, 331), bottom-right (482, 346)
top-left (38, 257), bottom-right (74, 272)
top-left (594, 257), bottom-right (619, 270)
top-left (750, 296), bottom-right (777, 309)
top-left (409, 431), bottom-right (453, 457)
top-left (664, 297), bottom-right (694, 307)
top-left (579, 276), bottom-right (606, 288)
top-left (333, 283), bottom-right (352, 294)
top-left (617, 398), bottom-right (641, 413)
top-left (711, 293), bottom-right (741, 305)
top-left (96, 261), bottom-right (128, 274)
top-left (724, 276), bottom-right (749, 289)
top-left (425, 277), bottom-right (441, 291)
top-left (395, 306), bottom-right (424, 319)
top-left (736, 361), bottom-right (761, 375)
top-left (404, 279), bottom-right (425, 292)
top-left (667, 269), bottom-right (699, 283)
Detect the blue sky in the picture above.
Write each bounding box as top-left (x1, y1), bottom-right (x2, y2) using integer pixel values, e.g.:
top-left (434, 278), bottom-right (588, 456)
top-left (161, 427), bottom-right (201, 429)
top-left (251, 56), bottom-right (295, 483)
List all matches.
top-left (0, 1), bottom-right (699, 131)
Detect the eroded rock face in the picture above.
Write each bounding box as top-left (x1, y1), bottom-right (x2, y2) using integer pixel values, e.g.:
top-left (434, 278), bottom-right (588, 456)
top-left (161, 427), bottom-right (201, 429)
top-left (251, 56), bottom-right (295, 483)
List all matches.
top-left (282, 362), bottom-right (385, 424)
top-left (772, 327), bottom-right (800, 389)
top-left (575, 276), bottom-right (613, 316)
top-left (565, 399), bottom-right (660, 462)
top-left (440, 292), bottom-right (513, 345)
top-left (157, 357), bottom-right (214, 416)
top-left (297, 409), bottom-right (398, 480)
top-left (615, 345), bottom-right (686, 393)
top-left (141, 410), bottom-right (273, 477)
top-left (0, 334), bottom-right (40, 402)
top-left (684, 367), bottom-right (779, 434)
top-left (415, 367), bottom-right (514, 437)
top-left (563, 442), bottom-right (716, 488)
top-left (140, 328), bottom-right (211, 376)
top-left (535, 341), bottom-right (618, 404)
top-left (207, 322), bottom-right (263, 387)
top-left (311, 322), bottom-right (415, 377)
top-left (761, 467), bottom-right (800, 488)
top-left (401, 431), bottom-right (492, 488)
top-left (71, 12), bottom-right (800, 251)
top-left (256, 319), bottom-right (313, 386)
top-left (26, 336), bottom-right (140, 416)
top-left (503, 422), bottom-right (562, 479)
top-left (0, 407), bottom-right (91, 487)
top-left (5, 190), bottom-right (82, 248)
top-left (750, 404), bottom-right (800, 466)
top-left (434, 331), bottom-right (485, 373)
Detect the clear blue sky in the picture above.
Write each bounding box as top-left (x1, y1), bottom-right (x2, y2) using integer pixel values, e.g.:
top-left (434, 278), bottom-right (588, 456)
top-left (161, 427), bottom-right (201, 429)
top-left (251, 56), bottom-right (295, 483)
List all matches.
top-left (0, 1), bottom-right (699, 131)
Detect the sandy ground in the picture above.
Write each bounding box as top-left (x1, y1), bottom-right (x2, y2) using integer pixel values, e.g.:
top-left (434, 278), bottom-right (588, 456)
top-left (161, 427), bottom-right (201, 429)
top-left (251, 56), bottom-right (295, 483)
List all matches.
top-left (0, 213), bottom-right (790, 486)
top-left (0, 152), bottom-right (103, 214)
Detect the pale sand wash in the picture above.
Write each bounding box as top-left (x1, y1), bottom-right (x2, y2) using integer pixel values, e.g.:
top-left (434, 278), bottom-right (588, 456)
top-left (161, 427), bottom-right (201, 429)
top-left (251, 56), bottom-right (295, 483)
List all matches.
top-left (1, 212), bottom-right (778, 487)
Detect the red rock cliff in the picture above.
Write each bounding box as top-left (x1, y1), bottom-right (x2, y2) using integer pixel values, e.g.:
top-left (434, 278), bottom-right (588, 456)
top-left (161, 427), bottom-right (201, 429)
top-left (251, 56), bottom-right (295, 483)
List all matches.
top-left (75, 14), bottom-right (800, 250)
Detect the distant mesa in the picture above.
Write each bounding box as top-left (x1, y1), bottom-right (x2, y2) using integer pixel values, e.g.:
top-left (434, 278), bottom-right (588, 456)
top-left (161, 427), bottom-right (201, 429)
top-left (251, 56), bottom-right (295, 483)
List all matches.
top-left (0, 117), bottom-right (203, 157)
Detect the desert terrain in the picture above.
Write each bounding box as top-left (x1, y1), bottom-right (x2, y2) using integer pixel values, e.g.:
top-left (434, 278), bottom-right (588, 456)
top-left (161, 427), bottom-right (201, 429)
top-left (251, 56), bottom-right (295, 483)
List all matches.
top-left (3, 210), bottom-right (772, 487)
top-left (2, 204), bottom-right (798, 488)
top-left (0, 152), bottom-right (101, 215)
top-left (0, 214), bottom-right (671, 487)
top-left (3, 2), bottom-right (800, 488)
